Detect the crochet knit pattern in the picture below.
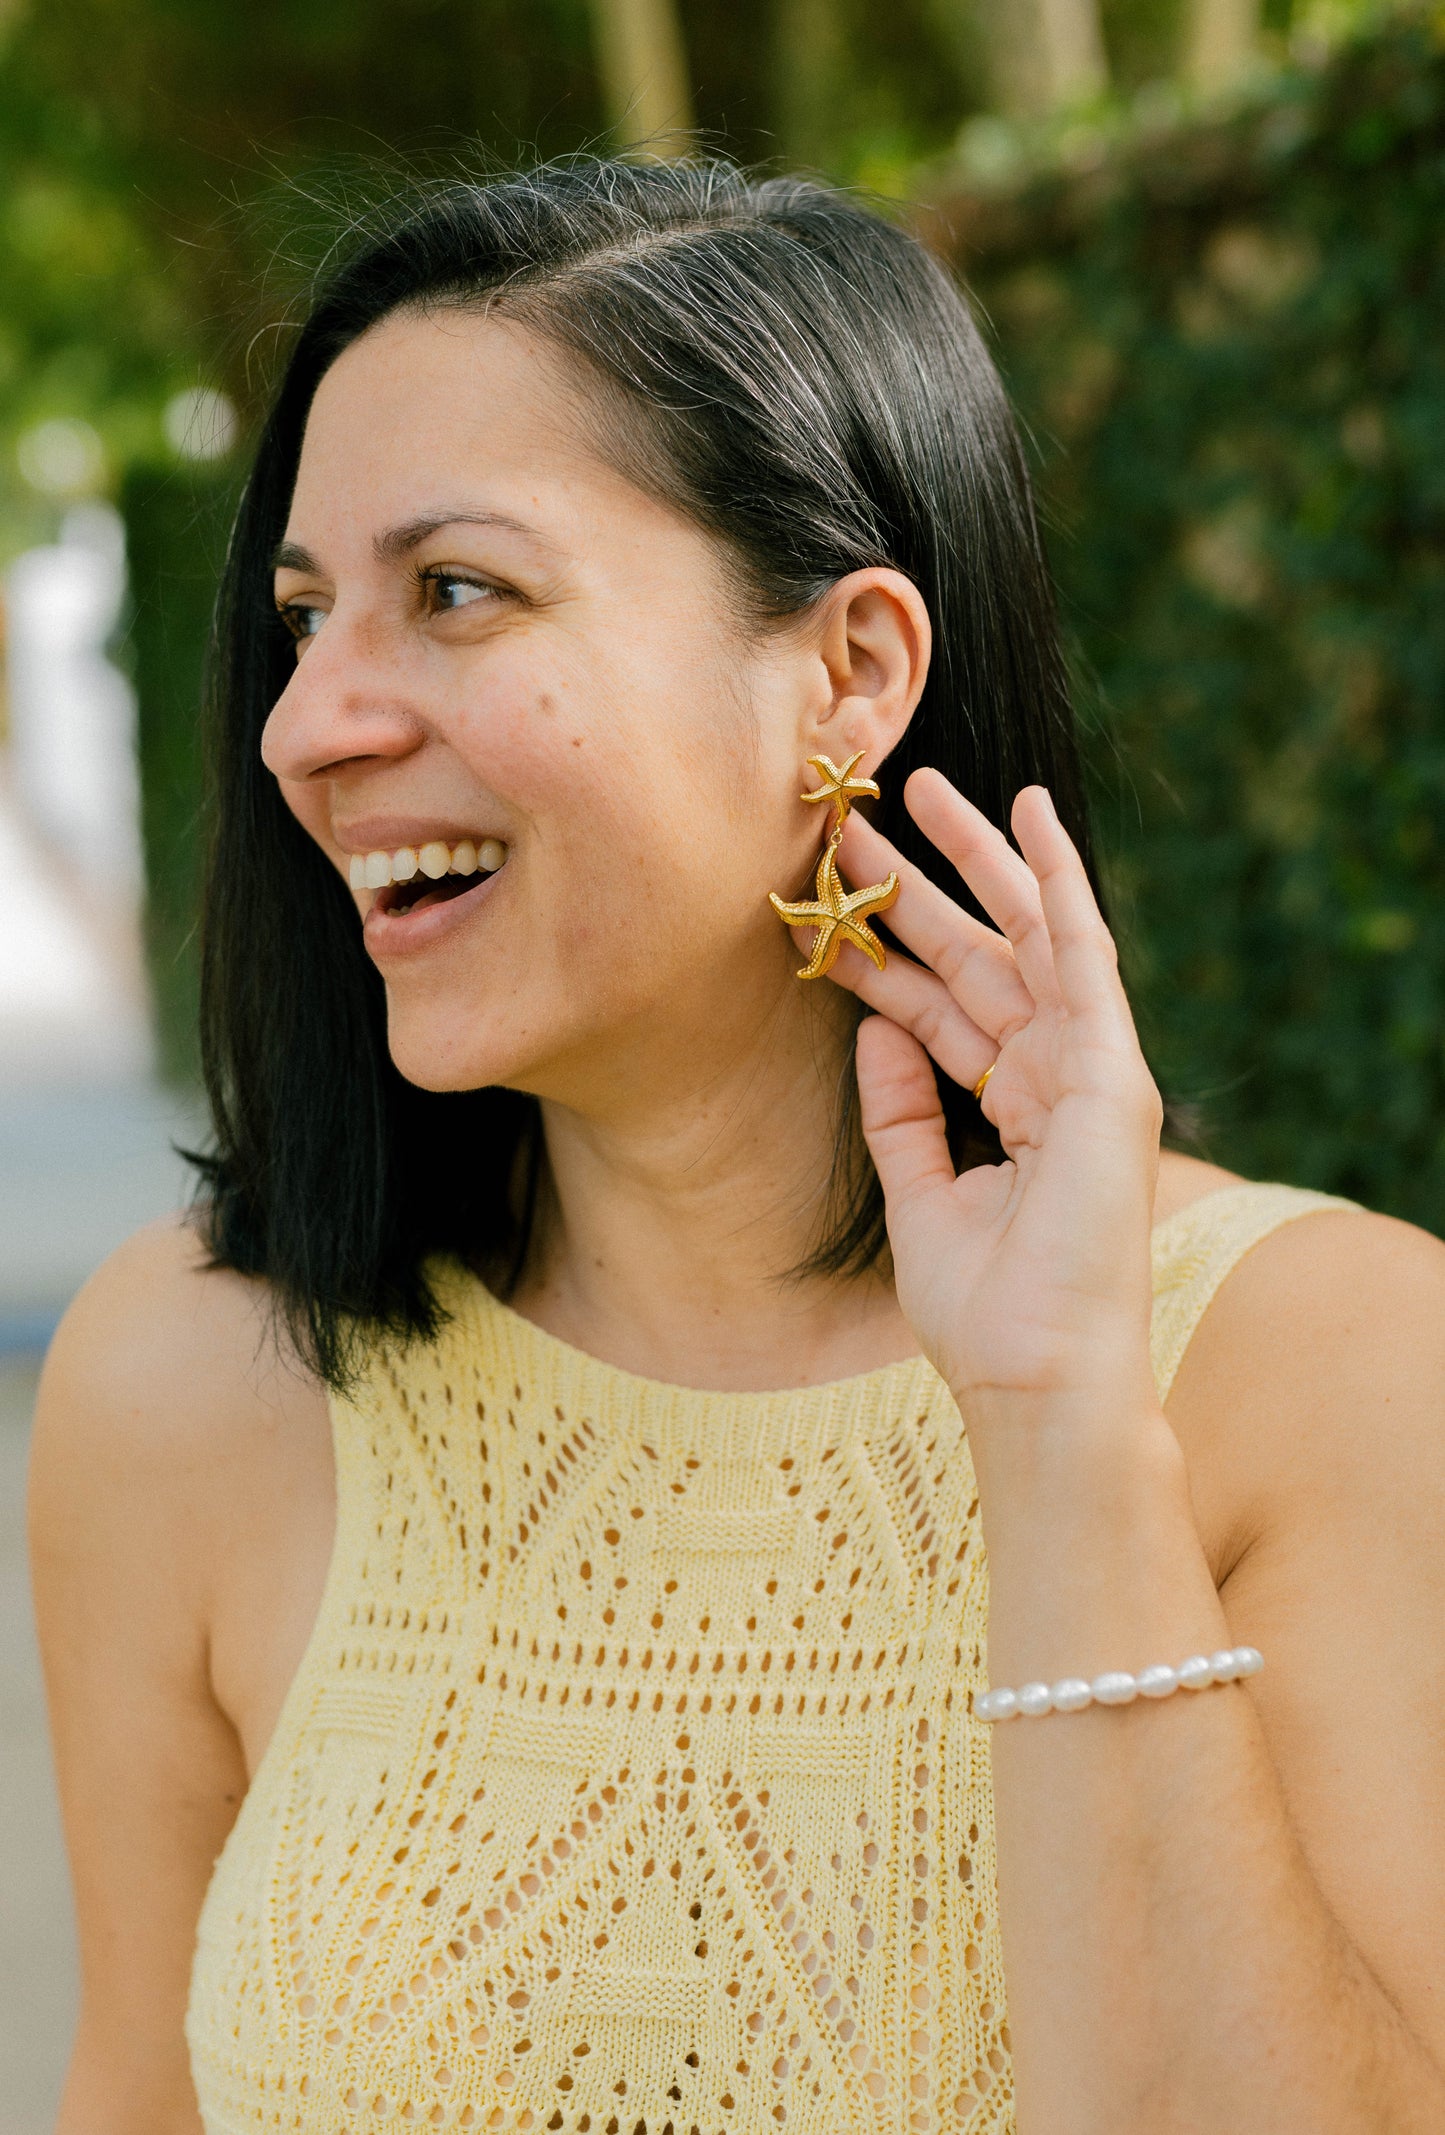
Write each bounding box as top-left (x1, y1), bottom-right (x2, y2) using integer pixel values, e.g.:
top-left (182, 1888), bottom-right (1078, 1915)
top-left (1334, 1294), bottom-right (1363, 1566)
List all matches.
top-left (186, 1181), bottom-right (1357, 2133)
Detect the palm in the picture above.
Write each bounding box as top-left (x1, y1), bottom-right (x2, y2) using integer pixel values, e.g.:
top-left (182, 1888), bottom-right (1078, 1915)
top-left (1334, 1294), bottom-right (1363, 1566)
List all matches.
top-left (824, 772), bottom-right (1164, 1423)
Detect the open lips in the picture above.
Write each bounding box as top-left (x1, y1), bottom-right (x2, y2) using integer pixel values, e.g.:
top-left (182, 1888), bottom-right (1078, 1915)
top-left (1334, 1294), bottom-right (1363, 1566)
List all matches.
top-left (349, 836), bottom-right (507, 917)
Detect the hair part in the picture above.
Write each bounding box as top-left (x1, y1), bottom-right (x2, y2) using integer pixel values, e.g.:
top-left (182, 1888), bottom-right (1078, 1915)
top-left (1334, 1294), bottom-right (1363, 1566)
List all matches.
top-left (194, 154), bottom-right (1185, 1389)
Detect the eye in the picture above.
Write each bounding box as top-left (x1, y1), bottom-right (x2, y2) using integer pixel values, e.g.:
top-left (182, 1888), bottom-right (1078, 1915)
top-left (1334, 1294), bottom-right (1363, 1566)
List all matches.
top-left (419, 567), bottom-right (499, 614)
top-left (276, 599), bottom-right (327, 644)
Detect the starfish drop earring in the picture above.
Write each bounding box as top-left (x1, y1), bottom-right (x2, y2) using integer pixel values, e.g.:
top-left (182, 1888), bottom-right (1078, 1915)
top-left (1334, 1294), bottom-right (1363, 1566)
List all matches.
top-left (769, 750), bottom-right (901, 980)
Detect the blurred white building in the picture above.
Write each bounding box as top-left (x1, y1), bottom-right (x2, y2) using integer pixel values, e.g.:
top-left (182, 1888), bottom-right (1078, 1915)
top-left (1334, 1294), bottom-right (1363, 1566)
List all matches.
top-left (0, 404), bottom-right (231, 1330)
top-left (1, 498), bottom-right (152, 1085)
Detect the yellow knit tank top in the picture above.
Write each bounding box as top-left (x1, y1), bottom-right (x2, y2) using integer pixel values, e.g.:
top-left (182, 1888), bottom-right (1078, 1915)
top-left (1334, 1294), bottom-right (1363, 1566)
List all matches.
top-left (186, 1180), bottom-right (1357, 2134)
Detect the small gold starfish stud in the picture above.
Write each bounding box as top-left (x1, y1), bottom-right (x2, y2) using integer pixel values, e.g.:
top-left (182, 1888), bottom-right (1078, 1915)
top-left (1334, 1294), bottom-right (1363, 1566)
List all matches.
top-left (769, 838), bottom-right (900, 981)
top-left (799, 750), bottom-right (880, 821)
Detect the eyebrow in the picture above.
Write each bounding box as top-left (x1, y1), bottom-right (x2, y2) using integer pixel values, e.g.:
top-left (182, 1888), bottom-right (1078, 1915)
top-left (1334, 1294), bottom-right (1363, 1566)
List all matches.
top-left (270, 510), bottom-right (554, 577)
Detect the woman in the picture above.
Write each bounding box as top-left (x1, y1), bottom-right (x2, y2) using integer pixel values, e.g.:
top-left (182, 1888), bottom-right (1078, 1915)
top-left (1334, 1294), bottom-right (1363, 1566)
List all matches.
top-left (29, 159), bottom-right (1445, 2134)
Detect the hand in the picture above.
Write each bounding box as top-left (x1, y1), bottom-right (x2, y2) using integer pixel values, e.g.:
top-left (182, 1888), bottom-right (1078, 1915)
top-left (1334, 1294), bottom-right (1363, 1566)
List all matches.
top-left (828, 768), bottom-right (1165, 1440)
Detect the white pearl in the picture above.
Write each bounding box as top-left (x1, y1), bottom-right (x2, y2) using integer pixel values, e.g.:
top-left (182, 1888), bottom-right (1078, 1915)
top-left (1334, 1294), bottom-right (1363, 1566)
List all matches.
top-left (419, 840), bottom-right (451, 880)
top-left (1049, 1677), bottom-right (1093, 1713)
top-left (976, 1649), bottom-right (1263, 1723)
top-left (977, 1687), bottom-right (1018, 1722)
top-left (364, 849), bottom-right (392, 889)
top-left (348, 854), bottom-right (367, 892)
top-left (391, 846), bottom-right (419, 882)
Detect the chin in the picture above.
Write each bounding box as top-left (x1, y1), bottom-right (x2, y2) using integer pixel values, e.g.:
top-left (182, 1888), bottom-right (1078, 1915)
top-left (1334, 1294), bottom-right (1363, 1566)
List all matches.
top-left (385, 1012), bottom-right (529, 1096)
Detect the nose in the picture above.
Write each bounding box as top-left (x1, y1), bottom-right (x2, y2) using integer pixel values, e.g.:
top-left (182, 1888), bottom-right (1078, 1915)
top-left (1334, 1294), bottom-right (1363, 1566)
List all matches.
top-left (260, 610), bottom-right (426, 785)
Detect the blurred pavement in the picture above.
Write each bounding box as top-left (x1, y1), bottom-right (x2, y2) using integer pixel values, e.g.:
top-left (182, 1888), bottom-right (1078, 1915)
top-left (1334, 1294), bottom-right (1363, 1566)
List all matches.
top-left (1, 1355), bottom-right (73, 2135)
top-left (0, 1077), bottom-right (205, 1349)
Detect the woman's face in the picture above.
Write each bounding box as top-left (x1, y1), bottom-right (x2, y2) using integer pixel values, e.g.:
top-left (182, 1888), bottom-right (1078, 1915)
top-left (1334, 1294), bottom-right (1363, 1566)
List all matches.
top-left (264, 308), bottom-right (897, 1111)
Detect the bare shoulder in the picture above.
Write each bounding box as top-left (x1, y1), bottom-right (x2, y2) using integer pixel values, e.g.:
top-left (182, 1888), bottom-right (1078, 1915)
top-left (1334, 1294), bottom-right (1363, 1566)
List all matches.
top-left (1152, 1143), bottom-right (1445, 1484)
top-left (37, 1210), bottom-right (294, 1438)
top-left (30, 1212), bottom-right (332, 1741)
top-left (34, 1216), bottom-right (298, 1580)
top-left (1162, 1180), bottom-right (1445, 1563)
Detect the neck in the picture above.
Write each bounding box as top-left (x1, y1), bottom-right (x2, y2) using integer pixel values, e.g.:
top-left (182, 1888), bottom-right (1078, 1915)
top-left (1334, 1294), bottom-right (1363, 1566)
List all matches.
top-left (509, 988), bottom-right (917, 1392)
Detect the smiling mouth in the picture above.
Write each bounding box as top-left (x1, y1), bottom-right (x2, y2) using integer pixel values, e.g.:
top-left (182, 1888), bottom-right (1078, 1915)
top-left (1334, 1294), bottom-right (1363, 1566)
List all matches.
top-left (350, 836), bottom-right (508, 917)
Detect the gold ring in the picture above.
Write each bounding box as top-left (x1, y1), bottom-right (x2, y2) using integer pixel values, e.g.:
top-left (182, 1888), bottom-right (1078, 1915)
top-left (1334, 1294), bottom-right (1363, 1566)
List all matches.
top-left (971, 1062), bottom-right (996, 1103)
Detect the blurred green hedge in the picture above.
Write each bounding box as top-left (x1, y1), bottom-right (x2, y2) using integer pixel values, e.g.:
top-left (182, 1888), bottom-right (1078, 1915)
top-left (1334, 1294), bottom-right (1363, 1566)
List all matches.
top-left (122, 459), bottom-right (241, 1082)
top-left (934, 12), bottom-right (1445, 1228)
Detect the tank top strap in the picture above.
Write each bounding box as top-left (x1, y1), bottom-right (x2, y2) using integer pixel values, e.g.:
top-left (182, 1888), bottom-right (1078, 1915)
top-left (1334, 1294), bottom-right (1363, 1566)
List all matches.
top-left (1149, 1180), bottom-right (1363, 1405)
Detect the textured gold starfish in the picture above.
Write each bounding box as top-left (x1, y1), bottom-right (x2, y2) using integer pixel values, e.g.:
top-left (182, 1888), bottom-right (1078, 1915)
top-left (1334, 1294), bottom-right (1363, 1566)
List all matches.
top-left (769, 836), bottom-right (901, 981)
top-left (799, 749), bottom-right (880, 821)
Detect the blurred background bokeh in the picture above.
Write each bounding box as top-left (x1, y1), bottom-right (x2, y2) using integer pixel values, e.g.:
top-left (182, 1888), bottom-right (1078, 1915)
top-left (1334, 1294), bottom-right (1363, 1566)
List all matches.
top-left (1, 0), bottom-right (1440, 2122)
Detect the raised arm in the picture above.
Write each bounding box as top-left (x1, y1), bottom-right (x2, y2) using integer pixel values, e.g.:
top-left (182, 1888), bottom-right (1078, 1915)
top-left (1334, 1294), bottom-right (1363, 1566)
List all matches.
top-left (832, 769), bottom-right (1445, 2132)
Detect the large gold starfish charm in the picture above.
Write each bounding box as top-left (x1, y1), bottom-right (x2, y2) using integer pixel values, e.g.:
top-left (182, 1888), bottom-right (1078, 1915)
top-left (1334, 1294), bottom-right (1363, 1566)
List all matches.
top-left (799, 749), bottom-right (880, 821)
top-left (769, 833), bottom-right (900, 980)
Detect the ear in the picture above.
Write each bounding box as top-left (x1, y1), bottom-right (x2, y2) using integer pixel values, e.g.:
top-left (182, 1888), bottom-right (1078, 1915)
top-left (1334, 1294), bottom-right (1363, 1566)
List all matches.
top-left (800, 567), bottom-right (932, 778)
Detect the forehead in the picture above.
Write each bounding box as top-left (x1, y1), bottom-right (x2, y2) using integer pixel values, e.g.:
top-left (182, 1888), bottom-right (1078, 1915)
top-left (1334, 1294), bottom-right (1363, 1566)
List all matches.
top-left (292, 307), bottom-right (624, 526)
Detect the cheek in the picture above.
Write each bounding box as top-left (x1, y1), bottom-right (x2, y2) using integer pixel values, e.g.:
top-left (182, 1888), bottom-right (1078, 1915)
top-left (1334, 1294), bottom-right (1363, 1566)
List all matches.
top-left (442, 646), bottom-right (767, 992)
top-left (449, 675), bottom-right (592, 804)
top-left (449, 665), bottom-right (687, 880)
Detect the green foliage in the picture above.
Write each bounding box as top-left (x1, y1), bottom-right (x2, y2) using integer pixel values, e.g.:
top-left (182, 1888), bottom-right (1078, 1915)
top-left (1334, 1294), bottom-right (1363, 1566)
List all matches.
top-left (0, 0), bottom-right (603, 428)
top-left (120, 460), bottom-right (242, 1082)
top-left (933, 10), bottom-right (1445, 1225)
top-left (0, 50), bottom-right (188, 558)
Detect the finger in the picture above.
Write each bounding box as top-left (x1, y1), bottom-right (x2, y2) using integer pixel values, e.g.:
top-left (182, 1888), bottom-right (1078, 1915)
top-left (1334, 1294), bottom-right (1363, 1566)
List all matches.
top-left (823, 932), bottom-right (996, 1095)
top-left (903, 768), bottom-right (1063, 1010)
top-left (855, 1013), bottom-right (956, 1211)
top-left (837, 808), bottom-right (1035, 1045)
top-left (1010, 788), bottom-right (1136, 1046)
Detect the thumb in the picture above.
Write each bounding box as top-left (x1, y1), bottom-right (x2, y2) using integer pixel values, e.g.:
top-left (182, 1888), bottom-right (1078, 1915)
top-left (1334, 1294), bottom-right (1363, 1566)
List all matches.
top-left (856, 1013), bottom-right (956, 1213)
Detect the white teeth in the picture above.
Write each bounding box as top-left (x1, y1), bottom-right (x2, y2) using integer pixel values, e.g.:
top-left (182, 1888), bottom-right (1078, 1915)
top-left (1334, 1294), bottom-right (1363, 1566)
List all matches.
top-left (348, 836), bottom-right (507, 896)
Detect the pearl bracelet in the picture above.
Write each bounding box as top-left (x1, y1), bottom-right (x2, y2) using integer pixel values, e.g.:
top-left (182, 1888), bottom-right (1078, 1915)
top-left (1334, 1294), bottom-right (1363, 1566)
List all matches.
top-left (974, 1645), bottom-right (1263, 1722)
